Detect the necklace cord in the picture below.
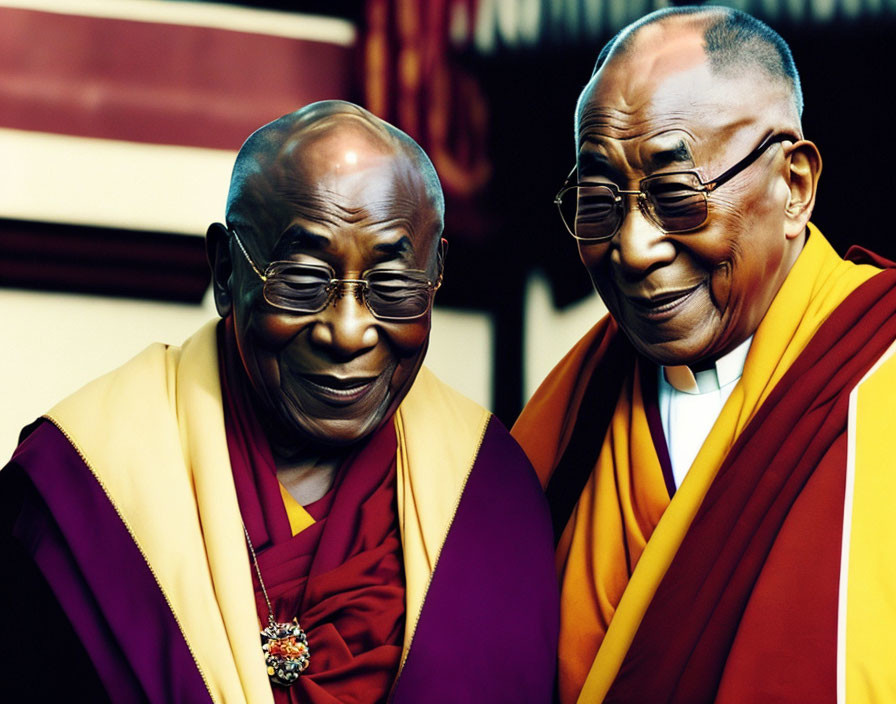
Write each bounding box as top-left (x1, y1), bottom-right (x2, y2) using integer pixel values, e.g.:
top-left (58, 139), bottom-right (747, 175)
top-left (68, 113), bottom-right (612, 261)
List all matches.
top-left (242, 523), bottom-right (276, 627)
top-left (241, 522), bottom-right (311, 685)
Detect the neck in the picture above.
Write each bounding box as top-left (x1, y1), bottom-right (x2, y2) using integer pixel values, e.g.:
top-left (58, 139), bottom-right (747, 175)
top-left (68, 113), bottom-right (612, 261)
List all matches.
top-left (250, 396), bottom-right (347, 505)
top-left (267, 425), bottom-right (350, 505)
top-left (689, 356), bottom-right (717, 373)
top-left (276, 452), bottom-right (342, 505)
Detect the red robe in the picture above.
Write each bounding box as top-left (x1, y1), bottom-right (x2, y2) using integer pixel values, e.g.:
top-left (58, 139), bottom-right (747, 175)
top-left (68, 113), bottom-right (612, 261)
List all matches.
top-left (219, 320), bottom-right (405, 704)
top-left (514, 230), bottom-right (896, 702)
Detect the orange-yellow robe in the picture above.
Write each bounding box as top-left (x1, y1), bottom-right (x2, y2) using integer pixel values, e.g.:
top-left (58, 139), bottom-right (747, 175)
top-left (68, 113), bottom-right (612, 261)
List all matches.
top-left (513, 225), bottom-right (896, 703)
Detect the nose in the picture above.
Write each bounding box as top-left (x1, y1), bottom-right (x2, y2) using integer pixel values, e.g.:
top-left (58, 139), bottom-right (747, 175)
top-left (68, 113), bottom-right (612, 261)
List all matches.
top-left (611, 196), bottom-right (677, 279)
top-left (309, 283), bottom-right (380, 360)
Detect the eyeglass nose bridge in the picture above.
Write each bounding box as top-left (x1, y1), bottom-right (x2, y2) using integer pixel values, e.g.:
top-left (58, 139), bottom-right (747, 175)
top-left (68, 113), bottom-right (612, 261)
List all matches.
top-left (612, 187), bottom-right (663, 236)
top-left (321, 277), bottom-right (379, 317)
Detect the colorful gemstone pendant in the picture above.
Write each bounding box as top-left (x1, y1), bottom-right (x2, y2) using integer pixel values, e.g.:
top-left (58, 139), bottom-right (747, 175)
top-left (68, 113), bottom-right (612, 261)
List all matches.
top-left (261, 617), bottom-right (311, 686)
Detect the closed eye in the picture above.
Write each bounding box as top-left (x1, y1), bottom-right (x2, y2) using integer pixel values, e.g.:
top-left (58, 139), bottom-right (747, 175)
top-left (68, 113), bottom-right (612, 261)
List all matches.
top-left (577, 187), bottom-right (619, 220)
top-left (646, 180), bottom-right (704, 213)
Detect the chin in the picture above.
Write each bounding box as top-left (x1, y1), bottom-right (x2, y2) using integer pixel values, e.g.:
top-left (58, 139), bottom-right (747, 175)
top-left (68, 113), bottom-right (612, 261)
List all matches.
top-left (630, 335), bottom-right (712, 368)
top-left (295, 407), bottom-right (390, 449)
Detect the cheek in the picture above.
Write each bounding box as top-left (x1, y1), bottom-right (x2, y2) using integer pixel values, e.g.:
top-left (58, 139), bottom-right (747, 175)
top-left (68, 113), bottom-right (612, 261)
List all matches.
top-left (578, 242), bottom-right (613, 291)
top-left (580, 243), bottom-right (624, 317)
top-left (705, 189), bottom-right (786, 317)
top-left (234, 307), bottom-right (309, 390)
top-left (386, 320), bottom-right (430, 356)
top-left (383, 319), bottom-right (431, 391)
top-left (578, 241), bottom-right (611, 271)
top-left (232, 280), bottom-right (294, 353)
top-left (690, 200), bottom-right (751, 310)
top-left (252, 311), bottom-right (309, 349)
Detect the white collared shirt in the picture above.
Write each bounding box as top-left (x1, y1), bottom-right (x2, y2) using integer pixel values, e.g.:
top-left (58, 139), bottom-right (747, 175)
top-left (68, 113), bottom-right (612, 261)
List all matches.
top-left (657, 336), bottom-right (753, 489)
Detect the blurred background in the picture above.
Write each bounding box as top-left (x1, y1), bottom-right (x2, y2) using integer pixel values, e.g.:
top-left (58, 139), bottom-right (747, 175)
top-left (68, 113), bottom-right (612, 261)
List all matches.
top-left (2, 0), bottom-right (894, 457)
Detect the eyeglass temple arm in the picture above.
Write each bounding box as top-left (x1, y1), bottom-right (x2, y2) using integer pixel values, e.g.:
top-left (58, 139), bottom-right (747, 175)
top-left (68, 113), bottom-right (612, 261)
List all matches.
top-left (229, 228), bottom-right (268, 281)
top-left (556, 166), bottom-right (579, 197)
top-left (702, 133), bottom-right (797, 192)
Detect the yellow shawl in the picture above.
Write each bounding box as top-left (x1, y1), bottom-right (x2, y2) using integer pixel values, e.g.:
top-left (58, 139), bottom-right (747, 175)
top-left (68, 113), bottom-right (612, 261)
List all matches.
top-left (45, 321), bottom-right (490, 704)
top-left (514, 224), bottom-right (882, 702)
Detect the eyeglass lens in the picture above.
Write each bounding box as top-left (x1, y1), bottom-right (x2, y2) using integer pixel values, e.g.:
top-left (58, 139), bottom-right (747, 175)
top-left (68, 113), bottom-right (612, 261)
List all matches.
top-left (262, 263), bottom-right (433, 320)
top-left (560, 172), bottom-right (709, 241)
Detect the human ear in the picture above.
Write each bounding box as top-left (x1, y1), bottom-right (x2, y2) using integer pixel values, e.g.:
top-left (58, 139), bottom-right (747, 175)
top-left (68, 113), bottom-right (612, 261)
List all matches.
top-left (436, 238), bottom-right (448, 286)
top-left (783, 140), bottom-right (822, 240)
top-left (206, 222), bottom-right (233, 318)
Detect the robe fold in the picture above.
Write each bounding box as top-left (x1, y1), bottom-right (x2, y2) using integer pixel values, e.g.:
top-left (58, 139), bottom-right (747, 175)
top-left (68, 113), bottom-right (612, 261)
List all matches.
top-left (217, 318), bottom-right (406, 704)
top-left (513, 224), bottom-right (896, 703)
top-left (2, 318), bottom-right (559, 703)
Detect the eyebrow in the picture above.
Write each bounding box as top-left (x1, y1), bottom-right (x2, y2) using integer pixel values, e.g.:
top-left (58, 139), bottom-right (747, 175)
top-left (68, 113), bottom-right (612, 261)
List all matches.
top-left (646, 141), bottom-right (694, 170)
top-left (276, 225), bottom-right (330, 255)
top-left (576, 150), bottom-right (621, 180)
top-left (577, 140), bottom-right (695, 180)
top-left (374, 236), bottom-right (414, 259)
top-left (274, 225), bottom-right (415, 265)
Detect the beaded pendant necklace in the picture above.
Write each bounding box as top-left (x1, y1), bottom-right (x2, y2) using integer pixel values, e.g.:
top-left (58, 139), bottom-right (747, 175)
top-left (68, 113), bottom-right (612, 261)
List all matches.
top-left (242, 523), bottom-right (311, 686)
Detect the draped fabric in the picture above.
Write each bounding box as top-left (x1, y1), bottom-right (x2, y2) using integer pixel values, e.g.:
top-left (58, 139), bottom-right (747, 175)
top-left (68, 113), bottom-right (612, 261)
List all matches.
top-left (1, 423), bottom-right (212, 704)
top-left (606, 264), bottom-right (896, 704)
top-left (218, 318), bottom-right (405, 704)
top-left (513, 224), bottom-right (886, 703)
top-left (556, 357), bottom-right (672, 704)
top-left (2, 316), bottom-right (558, 703)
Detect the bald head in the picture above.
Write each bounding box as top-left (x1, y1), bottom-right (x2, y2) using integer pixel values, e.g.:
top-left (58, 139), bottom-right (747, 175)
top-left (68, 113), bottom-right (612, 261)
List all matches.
top-left (581, 6), bottom-right (803, 134)
top-left (226, 100), bottom-right (444, 255)
top-left (207, 102), bottom-right (448, 450)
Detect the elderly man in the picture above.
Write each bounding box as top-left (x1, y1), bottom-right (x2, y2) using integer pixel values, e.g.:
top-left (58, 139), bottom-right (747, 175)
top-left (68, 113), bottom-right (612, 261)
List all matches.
top-left (513, 7), bottom-right (896, 704)
top-left (1, 101), bottom-right (558, 703)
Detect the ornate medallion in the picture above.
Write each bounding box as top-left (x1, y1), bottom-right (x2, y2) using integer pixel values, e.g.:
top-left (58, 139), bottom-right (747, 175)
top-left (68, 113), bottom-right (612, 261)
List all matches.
top-left (261, 618), bottom-right (311, 686)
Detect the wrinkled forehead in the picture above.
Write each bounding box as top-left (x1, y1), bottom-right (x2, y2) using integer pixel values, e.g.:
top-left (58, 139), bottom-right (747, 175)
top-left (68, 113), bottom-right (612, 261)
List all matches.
top-left (234, 122), bottom-right (440, 256)
top-left (577, 31), bottom-right (792, 170)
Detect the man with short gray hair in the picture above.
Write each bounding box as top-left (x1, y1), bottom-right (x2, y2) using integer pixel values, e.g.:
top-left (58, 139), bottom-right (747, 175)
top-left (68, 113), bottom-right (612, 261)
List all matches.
top-left (514, 7), bottom-right (896, 702)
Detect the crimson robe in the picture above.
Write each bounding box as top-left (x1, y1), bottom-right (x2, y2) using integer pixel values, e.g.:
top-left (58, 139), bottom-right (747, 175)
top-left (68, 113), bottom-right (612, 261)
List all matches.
top-left (514, 230), bottom-right (896, 702)
top-left (1, 319), bottom-right (559, 703)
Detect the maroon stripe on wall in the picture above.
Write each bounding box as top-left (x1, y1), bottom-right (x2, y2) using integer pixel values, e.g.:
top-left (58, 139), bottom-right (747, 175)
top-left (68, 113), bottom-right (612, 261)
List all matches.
top-left (0, 218), bottom-right (209, 302)
top-left (0, 7), bottom-right (356, 150)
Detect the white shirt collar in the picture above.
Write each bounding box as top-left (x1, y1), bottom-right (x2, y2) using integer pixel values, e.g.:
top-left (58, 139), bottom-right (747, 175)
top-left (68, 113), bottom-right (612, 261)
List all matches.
top-left (662, 336), bottom-right (753, 395)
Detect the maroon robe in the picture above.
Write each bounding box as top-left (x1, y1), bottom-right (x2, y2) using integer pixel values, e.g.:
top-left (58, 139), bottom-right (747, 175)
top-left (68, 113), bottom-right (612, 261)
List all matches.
top-left (219, 319), bottom-right (405, 703)
top-left (1, 319), bottom-right (558, 704)
top-left (601, 258), bottom-right (896, 703)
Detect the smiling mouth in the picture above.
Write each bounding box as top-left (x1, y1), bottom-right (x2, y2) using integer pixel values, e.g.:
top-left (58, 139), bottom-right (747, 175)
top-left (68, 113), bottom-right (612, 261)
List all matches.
top-left (626, 284), bottom-right (703, 320)
top-left (300, 374), bottom-right (380, 405)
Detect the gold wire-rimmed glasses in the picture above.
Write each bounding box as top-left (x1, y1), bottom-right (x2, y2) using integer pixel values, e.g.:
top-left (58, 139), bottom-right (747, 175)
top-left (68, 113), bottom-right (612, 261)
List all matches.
top-left (554, 132), bottom-right (797, 242)
top-left (229, 227), bottom-right (441, 321)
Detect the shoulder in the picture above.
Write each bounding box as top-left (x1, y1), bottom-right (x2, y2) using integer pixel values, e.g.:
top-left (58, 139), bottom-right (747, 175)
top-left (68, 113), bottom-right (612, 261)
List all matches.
top-left (477, 415), bottom-right (545, 499)
top-left (43, 320), bottom-right (218, 447)
top-left (43, 342), bottom-right (175, 428)
top-left (513, 314), bottom-right (621, 486)
top-left (400, 366), bottom-right (544, 493)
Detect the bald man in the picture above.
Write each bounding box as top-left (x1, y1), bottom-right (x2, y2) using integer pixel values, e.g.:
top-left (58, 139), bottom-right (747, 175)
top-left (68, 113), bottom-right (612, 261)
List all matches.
top-left (1, 102), bottom-right (558, 703)
top-left (513, 7), bottom-right (896, 703)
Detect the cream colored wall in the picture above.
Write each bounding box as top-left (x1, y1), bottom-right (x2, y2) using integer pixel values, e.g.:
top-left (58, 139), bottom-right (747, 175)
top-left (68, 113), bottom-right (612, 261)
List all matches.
top-left (524, 271), bottom-right (608, 401)
top-left (1, 288), bottom-right (216, 457)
